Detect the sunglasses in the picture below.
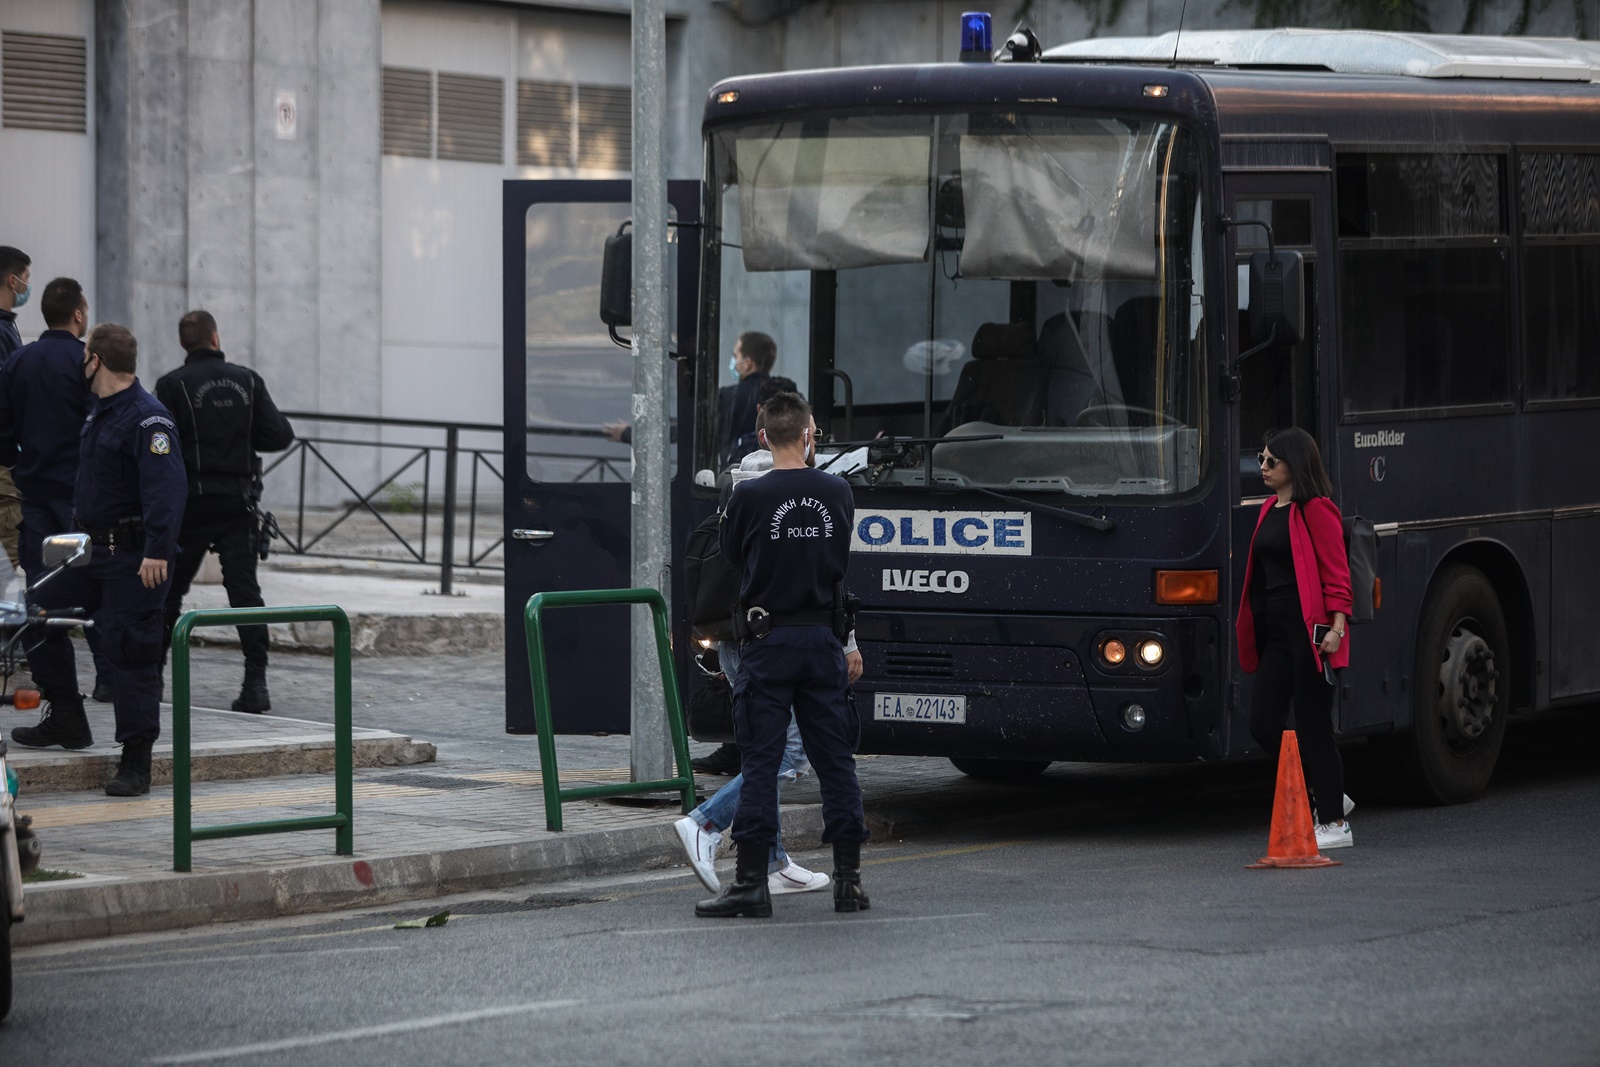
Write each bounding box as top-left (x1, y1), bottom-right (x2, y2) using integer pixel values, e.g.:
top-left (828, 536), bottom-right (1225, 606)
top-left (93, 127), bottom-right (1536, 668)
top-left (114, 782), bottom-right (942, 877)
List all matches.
top-left (1256, 452), bottom-right (1281, 470)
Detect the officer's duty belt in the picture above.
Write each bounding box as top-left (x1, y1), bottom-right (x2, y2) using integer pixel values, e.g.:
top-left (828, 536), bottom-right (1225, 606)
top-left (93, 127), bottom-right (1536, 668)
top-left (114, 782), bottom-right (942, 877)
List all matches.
top-left (79, 521), bottom-right (145, 552)
top-left (763, 610), bottom-right (833, 628)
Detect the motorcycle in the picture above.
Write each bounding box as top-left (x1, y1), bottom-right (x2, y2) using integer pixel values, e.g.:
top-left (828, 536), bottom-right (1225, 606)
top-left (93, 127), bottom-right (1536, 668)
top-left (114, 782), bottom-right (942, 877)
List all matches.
top-left (1, 531), bottom-right (94, 1021)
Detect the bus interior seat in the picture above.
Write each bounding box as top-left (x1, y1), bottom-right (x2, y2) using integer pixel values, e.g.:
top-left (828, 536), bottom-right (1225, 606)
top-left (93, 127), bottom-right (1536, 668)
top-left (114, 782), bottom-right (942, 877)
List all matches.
top-left (1110, 296), bottom-right (1161, 413)
top-left (939, 320), bottom-right (1042, 433)
top-left (1038, 311), bottom-right (1108, 425)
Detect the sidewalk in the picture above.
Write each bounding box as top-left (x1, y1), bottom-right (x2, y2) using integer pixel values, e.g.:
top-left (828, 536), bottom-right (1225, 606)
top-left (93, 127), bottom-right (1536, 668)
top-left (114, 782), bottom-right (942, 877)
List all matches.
top-left (183, 558), bottom-right (503, 655)
top-left (8, 562), bottom-right (1093, 946)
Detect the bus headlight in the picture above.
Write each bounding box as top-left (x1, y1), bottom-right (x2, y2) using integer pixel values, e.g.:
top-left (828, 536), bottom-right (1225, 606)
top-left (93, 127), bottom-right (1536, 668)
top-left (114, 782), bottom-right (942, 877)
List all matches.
top-left (1099, 637), bottom-right (1127, 667)
top-left (1137, 639), bottom-right (1164, 667)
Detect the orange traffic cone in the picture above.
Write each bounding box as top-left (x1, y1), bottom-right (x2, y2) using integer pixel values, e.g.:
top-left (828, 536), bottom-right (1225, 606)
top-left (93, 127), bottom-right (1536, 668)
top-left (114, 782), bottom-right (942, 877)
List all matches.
top-left (1246, 729), bottom-right (1340, 869)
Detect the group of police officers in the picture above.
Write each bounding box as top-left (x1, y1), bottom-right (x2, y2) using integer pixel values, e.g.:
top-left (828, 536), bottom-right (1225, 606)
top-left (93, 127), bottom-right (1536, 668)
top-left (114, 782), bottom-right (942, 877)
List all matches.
top-left (0, 247), bottom-right (292, 797)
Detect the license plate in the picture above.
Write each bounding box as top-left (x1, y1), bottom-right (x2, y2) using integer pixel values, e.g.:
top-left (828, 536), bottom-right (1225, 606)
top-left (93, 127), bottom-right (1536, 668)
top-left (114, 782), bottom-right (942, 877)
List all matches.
top-left (871, 692), bottom-right (967, 724)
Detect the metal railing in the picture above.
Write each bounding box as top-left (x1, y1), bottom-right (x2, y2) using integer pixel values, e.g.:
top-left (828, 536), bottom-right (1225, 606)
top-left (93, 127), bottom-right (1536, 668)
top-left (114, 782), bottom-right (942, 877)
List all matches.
top-left (171, 605), bottom-right (353, 872)
top-left (523, 588), bottom-right (694, 831)
top-left (267, 413), bottom-right (629, 594)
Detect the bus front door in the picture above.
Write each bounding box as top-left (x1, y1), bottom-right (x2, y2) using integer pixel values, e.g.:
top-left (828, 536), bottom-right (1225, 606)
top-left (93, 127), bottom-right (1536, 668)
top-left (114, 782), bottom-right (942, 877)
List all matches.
top-left (1226, 170), bottom-right (1340, 740)
top-left (502, 180), bottom-right (699, 735)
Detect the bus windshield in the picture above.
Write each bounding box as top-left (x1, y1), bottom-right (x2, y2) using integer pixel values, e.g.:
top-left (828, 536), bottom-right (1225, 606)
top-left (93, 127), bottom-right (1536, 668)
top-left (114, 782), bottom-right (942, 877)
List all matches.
top-left (704, 110), bottom-right (1210, 498)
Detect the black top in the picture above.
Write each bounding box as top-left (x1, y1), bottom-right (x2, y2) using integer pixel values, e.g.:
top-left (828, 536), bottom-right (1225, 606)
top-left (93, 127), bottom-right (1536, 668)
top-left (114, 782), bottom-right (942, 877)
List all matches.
top-left (76, 381), bottom-right (188, 561)
top-left (0, 329), bottom-right (89, 501)
top-left (717, 372), bottom-right (767, 467)
top-left (0, 309), bottom-right (20, 363)
top-left (1253, 501), bottom-right (1296, 595)
top-left (154, 349), bottom-right (294, 499)
top-left (720, 467), bottom-right (853, 615)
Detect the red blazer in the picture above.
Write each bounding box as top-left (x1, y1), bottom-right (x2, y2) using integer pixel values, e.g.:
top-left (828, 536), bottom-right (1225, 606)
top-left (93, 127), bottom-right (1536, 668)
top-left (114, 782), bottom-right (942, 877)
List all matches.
top-left (1236, 496), bottom-right (1354, 673)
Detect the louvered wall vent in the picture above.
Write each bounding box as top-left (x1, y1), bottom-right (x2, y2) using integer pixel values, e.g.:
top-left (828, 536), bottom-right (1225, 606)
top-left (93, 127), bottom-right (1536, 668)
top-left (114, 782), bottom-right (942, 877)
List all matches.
top-left (2, 31), bottom-right (87, 133)
top-left (437, 72), bottom-right (503, 164)
top-left (382, 66), bottom-right (432, 158)
top-left (517, 80), bottom-right (574, 167)
top-left (577, 84), bottom-right (631, 171)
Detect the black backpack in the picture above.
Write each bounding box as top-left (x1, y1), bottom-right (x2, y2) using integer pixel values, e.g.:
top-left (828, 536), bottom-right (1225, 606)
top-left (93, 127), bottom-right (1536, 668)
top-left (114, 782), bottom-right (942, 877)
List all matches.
top-left (683, 510), bottom-right (741, 641)
top-left (1343, 514), bottom-right (1378, 624)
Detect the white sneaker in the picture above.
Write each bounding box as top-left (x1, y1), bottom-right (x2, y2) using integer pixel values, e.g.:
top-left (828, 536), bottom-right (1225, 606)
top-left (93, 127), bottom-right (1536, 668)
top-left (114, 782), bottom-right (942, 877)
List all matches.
top-left (1315, 819), bottom-right (1353, 851)
top-left (674, 817), bottom-right (721, 892)
top-left (768, 861), bottom-right (830, 895)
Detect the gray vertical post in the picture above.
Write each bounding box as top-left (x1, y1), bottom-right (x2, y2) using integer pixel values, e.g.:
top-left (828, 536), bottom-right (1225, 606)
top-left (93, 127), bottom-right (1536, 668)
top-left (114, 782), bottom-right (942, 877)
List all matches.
top-left (630, 0), bottom-right (673, 781)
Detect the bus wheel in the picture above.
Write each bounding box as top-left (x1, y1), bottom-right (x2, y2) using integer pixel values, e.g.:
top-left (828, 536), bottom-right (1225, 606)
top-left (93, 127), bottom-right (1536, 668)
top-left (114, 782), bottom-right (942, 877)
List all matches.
top-left (1383, 564), bottom-right (1510, 805)
top-left (948, 757), bottom-right (1051, 781)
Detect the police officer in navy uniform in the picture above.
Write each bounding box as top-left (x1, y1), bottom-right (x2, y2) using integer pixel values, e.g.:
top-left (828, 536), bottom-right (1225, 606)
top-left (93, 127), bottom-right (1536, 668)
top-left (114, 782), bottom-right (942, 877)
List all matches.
top-left (35, 323), bottom-right (187, 796)
top-left (0, 278), bottom-right (117, 750)
top-left (697, 391), bottom-right (870, 918)
top-left (156, 311), bottom-right (294, 712)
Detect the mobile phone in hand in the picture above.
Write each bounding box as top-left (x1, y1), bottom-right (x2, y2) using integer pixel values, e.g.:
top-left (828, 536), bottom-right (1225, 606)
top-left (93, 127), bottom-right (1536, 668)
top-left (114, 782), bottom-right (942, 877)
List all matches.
top-left (1312, 624), bottom-right (1336, 685)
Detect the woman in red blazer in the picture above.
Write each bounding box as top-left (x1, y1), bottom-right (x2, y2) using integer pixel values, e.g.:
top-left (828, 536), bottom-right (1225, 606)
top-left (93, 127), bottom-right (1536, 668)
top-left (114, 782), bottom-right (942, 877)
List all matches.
top-left (1236, 427), bottom-right (1355, 849)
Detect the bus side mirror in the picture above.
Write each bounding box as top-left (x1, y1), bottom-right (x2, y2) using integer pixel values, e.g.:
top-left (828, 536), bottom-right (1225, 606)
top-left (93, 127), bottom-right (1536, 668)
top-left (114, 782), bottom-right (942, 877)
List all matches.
top-left (600, 224), bottom-right (632, 347)
top-left (1247, 249), bottom-right (1305, 346)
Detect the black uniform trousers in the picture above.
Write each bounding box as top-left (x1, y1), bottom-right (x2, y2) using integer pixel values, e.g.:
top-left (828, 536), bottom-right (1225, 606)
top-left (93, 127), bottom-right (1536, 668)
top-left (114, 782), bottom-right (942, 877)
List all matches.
top-left (1248, 589), bottom-right (1345, 826)
top-left (27, 540), bottom-right (170, 745)
top-left (19, 496), bottom-right (112, 694)
top-left (730, 626), bottom-right (868, 848)
top-left (162, 496), bottom-right (267, 670)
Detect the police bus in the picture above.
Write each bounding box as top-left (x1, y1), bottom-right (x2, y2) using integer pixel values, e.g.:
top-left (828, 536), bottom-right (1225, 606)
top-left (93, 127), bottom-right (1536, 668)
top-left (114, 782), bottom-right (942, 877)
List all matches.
top-left (680, 25), bottom-right (1600, 803)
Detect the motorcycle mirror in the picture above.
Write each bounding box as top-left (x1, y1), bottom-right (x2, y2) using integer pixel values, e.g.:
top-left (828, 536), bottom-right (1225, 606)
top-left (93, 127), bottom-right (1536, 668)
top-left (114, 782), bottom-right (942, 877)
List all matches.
top-left (41, 532), bottom-right (91, 569)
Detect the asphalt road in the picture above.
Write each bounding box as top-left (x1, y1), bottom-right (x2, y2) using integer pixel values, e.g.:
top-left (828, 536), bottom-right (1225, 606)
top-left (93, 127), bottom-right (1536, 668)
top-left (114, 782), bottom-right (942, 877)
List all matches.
top-left (6, 705), bottom-right (1597, 1066)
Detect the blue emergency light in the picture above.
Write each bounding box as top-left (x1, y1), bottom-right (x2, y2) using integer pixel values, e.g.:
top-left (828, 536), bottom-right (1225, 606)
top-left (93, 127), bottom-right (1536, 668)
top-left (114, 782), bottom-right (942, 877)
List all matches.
top-left (959, 11), bottom-right (993, 63)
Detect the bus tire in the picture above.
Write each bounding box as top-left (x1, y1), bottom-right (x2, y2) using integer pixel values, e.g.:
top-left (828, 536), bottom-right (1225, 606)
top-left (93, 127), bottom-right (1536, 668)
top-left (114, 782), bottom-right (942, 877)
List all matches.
top-left (948, 757), bottom-right (1051, 781)
top-left (1383, 564), bottom-right (1510, 805)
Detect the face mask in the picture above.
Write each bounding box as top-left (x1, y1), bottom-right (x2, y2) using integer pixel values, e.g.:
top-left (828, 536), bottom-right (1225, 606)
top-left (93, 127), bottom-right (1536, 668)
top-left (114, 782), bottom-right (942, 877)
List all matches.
top-left (727, 356), bottom-right (739, 377)
top-left (11, 280), bottom-right (29, 309)
top-left (82, 354), bottom-right (98, 387)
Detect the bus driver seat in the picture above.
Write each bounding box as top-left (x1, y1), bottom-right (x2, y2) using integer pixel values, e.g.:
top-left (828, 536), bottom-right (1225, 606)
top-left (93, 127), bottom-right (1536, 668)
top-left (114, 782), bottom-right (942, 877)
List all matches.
top-left (938, 321), bottom-right (1042, 433)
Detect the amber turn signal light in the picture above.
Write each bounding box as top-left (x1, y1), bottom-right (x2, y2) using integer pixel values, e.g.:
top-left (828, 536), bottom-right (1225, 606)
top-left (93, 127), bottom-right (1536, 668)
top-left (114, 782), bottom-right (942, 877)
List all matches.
top-left (1155, 569), bottom-right (1219, 605)
top-left (1372, 577), bottom-right (1382, 612)
top-left (12, 688), bottom-right (40, 711)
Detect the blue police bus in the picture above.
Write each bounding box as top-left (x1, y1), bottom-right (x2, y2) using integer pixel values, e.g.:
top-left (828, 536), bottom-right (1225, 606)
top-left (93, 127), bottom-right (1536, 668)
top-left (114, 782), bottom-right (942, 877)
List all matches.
top-left (681, 26), bottom-right (1600, 803)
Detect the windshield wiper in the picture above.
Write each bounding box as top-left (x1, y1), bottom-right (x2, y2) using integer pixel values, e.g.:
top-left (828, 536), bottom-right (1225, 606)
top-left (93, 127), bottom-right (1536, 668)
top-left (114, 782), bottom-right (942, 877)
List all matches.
top-left (958, 484), bottom-right (1116, 533)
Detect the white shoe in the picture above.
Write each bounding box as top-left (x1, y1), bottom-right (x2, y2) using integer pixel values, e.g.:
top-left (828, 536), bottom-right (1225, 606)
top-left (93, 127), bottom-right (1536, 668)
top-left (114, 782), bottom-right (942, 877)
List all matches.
top-left (768, 861), bottom-right (830, 895)
top-left (1315, 819), bottom-right (1353, 851)
top-left (674, 817), bottom-right (721, 892)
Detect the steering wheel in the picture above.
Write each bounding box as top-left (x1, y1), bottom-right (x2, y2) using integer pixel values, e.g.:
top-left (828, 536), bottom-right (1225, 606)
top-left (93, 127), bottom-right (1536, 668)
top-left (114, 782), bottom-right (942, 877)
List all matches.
top-left (1073, 404), bottom-right (1176, 428)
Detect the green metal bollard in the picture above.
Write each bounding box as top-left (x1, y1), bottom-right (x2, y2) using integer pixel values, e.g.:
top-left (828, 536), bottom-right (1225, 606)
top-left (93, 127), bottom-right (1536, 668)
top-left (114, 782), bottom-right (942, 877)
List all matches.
top-left (171, 605), bottom-right (353, 871)
top-left (524, 588), bottom-right (695, 831)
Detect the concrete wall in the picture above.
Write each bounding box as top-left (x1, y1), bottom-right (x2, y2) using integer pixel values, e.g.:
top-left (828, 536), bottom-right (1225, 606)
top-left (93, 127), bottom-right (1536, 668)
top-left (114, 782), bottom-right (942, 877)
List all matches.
top-left (95, 0), bottom-right (382, 410)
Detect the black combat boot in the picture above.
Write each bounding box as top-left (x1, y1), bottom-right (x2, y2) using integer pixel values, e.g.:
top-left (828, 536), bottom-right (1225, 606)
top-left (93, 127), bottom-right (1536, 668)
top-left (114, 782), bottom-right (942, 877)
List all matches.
top-left (832, 839), bottom-right (871, 913)
top-left (92, 676), bottom-right (116, 703)
top-left (231, 664), bottom-right (270, 713)
top-left (695, 840), bottom-right (773, 919)
top-left (10, 694), bottom-right (94, 750)
top-left (105, 738), bottom-right (154, 797)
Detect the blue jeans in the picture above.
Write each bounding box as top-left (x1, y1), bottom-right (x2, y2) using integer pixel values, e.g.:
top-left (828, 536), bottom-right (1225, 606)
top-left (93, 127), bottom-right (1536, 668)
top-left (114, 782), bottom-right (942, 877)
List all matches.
top-left (689, 641), bottom-right (810, 872)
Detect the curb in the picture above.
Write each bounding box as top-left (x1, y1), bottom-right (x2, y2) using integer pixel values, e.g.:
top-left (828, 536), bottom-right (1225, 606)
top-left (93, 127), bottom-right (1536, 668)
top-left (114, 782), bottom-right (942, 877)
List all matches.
top-left (14, 733), bottom-right (437, 794)
top-left (13, 806), bottom-right (828, 946)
